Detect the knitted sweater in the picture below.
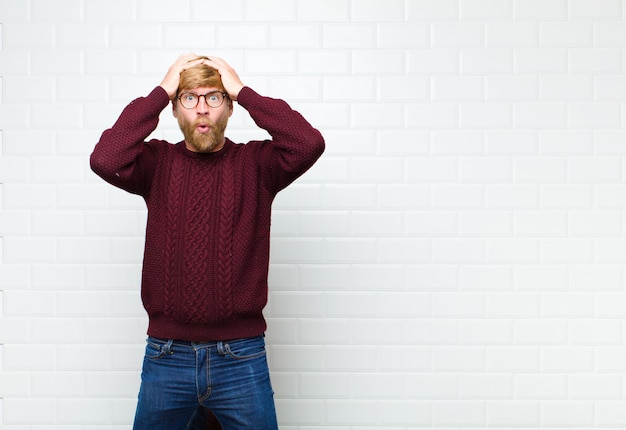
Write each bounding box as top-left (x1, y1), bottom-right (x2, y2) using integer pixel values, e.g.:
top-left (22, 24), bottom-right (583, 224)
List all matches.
top-left (90, 86), bottom-right (325, 341)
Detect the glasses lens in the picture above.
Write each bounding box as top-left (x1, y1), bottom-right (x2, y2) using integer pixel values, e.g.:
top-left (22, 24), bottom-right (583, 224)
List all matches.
top-left (207, 92), bottom-right (223, 108)
top-left (180, 93), bottom-right (198, 109)
top-left (179, 92), bottom-right (225, 109)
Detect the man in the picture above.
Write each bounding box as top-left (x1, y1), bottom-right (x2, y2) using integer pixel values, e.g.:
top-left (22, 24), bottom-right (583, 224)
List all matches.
top-left (90, 54), bottom-right (325, 429)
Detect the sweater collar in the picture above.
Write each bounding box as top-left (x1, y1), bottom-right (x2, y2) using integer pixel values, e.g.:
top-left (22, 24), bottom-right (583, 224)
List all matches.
top-left (177, 139), bottom-right (233, 159)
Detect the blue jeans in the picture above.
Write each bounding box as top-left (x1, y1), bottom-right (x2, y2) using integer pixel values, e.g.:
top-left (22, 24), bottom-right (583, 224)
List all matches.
top-left (132, 336), bottom-right (278, 430)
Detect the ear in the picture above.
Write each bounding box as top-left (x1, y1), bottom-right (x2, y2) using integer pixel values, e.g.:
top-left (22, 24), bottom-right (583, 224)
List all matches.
top-left (172, 100), bottom-right (178, 118)
top-left (228, 99), bottom-right (234, 117)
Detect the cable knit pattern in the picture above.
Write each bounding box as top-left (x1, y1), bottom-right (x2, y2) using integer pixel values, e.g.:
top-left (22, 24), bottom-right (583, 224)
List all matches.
top-left (90, 86), bottom-right (325, 341)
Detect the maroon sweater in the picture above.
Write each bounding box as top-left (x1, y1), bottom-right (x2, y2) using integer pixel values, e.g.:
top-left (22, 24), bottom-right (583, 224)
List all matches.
top-left (90, 86), bottom-right (325, 341)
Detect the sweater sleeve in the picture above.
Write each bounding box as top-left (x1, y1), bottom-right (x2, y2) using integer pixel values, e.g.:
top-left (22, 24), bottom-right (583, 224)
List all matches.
top-left (90, 86), bottom-right (171, 195)
top-left (236, 87), bottom-right (325, 193)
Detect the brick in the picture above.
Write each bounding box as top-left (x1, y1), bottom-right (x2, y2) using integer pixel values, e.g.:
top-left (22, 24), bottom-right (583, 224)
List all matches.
top-left (408, 49), bottom-right (460, 74)
top-left (461, 374), bottom-right (513, 399)
top-left (541, 293), bottom-right (594, 317)
top-left (432, 401), bottom-right (485, 427)
top-left (460, 265), bottom-right (513, 291)
top-left (486, 238), bottom-right (539, 263)
top-left (486, 76), bottom-right (538, 101)
top-left (460, 319), bottom-right (514, 344)
top-left (299, 373), bottom-right (351, 398)
top-left (406, 157), bottom-right (458, 182)
top-left (406, 374), bottom-right (458, 399)
top-left (460, 0), bottom-right (512, 20)
top-left (515, 48), bottom-right (567, 74)
top-left (514, 211), bottom-right (567, 237)
top-left (486, 130), bottom-right (538, 155)
top-left (569, 102), bottom-right (622, 128)
top-left (354, 49), bottom-right (405, 75)
top-left (407, 103), bottom-right (459, 129)
top-left (3, 238), bottom-right (56, 263)
top-left (405, 320), bottom-right (458, 344)
top-left (378, 238), bottom-right (430, 263)
top-left (350, 103), bottom-right (404, 129)
top-left (461, 103), bottom-right (512, 128)
top-left (3, 77), bottom-right (54, 103)
top-left (540, 184), bottom-right (593, 209)
top-left (3, 398), bottom-right (57, 424)
top-left (323, 24), bottom-right (376, 48)
top-left (324, 346), bottom-right (377, 371)
top-left (378, 77), bottom-right (431, 102)
top-left (378, 23), bottom-right (430, 47)
top-left (541, 75), bottom-right (593, 101)
top-left (539, 22), bottom-right (592, 47)
top-left (514, 103), bottom-right (566, 129)
top-left (461, 49), bottom-right (513, 74)
top-left (297, 0), bottom-right (349, 21)
top-left (351, 211), bottom-right (404, 237)
top-left (487, 347), bottom-right (539, 372)
top-left (570, 374), bottom-right (622, 399)
top-left (486, 22), bottom-right (538, 47)
top-left (433, 76), bottom-right (484, 101)
top-left (432, 346), bottom-right (485, 371)
top-left (569, 265), bottom-right (622, 291)
top-left (433, 292), bottom-right (484, 317)
top-left (487, 401), bottom-right (540, 426)
top-left (433, 22), bottom-right (485, 47)
top-left (541, 239), bottom-right (594, 264)
top-left (379, 292), bottom-right (430, 317)
top-left (487, 293), bottom-right (539, 317)
top-left (569, 0), bottom-right (622, 19)
top-left (109, 24), bottom-right (162, 48)
top-left (459, 157), bottom-right (513, 183)
top-left (433, 184), bottom-right (485, 209)
top-left (270, 292), bottom-right (324, 317)
top-left (351, 0), bottom-right (404, 21)
top-left (515, 0), bottom-right (566, 19)
top-left (3, 24), bottom-right (54, 49)
top-left (541, 347), bottom-right (593, 371)
top-left (433, 238), bottom-right (485, 263)
top-left (569, 211), bottom-right (622, 237)
top-left (434, 130), bottom-right (484, 155)
top-left (568, 319), bottom-right (622, 345)
top-left (515, 320), bottom-right (568, 345)
top-left (569, 48), bottom-right (623, 74)
top-left (515, 265), bottom-right (568, 291)
top-left (540, 129), bottom-right (592, 154)
top-left (594, 21), bottom-right (626, 46)
top-left (515, 375), bottom-right (567, 399)
top-left (349, 265), bottom-right (404, 290)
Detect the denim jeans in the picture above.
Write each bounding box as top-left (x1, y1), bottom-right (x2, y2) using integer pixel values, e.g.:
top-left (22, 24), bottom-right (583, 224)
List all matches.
top-left (132, 335), bottom-right (278, 430)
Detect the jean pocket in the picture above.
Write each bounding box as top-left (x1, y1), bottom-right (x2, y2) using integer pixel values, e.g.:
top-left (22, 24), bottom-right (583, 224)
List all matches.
top-left (144, 337), bottom-right (168, 360)
top-left (223, 337), bottom-right (267, 360)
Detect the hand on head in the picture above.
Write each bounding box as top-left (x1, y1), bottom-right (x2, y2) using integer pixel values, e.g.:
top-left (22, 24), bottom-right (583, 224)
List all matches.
top-left (160, 54), bottom-right (245, 102)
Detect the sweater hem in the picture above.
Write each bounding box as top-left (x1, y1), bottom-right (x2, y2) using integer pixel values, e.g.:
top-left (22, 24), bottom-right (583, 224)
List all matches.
top-left (146, 315), bottom-right (267, 342)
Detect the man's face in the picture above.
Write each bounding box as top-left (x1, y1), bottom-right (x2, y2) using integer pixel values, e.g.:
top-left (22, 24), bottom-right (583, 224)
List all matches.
top-left (173, 86), bottom-right (233, 153)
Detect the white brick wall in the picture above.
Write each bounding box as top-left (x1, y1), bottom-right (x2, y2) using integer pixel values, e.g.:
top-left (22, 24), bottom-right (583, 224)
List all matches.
top-left (2, 0), bottom-right (626, 428)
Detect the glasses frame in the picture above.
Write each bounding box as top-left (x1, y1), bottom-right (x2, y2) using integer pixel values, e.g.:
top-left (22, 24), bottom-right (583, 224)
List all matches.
top-left (178, 91), bottom-right (229, 109)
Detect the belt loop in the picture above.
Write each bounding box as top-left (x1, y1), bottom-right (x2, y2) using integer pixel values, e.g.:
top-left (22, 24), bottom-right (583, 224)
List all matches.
top-left (217, 341), bottom-right (226, 355)
top-left (162, 339), bottom-right (174, 355)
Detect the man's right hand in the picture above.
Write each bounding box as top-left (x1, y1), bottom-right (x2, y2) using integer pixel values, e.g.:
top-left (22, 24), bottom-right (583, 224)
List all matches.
top-left (159, 53), bottom-right (205, 100)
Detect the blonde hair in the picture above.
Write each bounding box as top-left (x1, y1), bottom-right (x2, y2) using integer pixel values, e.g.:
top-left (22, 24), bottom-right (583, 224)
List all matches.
top-left (177, 56), bottom-right (225, 96)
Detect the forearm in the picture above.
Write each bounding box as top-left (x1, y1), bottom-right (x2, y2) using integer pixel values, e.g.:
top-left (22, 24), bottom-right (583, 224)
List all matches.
top-left (90, 86), bottom-right (169, 189)
top-left (237, 87), bottom-right (325, 173)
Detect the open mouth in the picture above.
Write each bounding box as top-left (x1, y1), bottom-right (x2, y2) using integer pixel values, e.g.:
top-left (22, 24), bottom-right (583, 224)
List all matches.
top-left (196, 123), bottom-right (211, 133)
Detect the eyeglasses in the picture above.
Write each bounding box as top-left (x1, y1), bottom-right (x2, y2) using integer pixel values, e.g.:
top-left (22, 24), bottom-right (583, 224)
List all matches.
top-left (178, 91), bottom-right (228, 109)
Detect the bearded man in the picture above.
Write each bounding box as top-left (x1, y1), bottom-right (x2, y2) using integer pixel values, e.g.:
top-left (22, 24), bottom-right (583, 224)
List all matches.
top-left (90, 54), bottom-right (325, 430)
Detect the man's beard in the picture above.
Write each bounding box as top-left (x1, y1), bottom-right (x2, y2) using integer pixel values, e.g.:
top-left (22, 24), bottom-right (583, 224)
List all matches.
top-left (178, 115), bottom-right (228, 153)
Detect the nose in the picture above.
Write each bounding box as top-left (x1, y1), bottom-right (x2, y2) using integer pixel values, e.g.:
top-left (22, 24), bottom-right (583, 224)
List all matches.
top-left (196, 95), bottom-right (210, 114)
